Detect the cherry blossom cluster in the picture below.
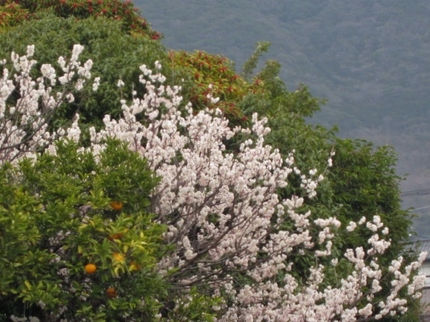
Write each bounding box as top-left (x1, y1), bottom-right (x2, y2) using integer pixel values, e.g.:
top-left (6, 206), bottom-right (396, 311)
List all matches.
top-left (86, 62), bottom-right (426, 320)
top-left (0, 44), bottom-right (94, 163)
top-left (1, 45), bottom-right (426, 321)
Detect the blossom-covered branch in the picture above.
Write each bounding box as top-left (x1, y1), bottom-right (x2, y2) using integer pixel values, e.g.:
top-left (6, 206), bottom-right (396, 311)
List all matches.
top-left (0, 44), bottom-right (94, 163)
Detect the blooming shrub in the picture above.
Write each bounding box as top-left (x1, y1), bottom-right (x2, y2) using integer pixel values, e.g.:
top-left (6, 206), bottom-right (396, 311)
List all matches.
top-left (0, 46), bottom-right (426, 321)
top-left (88, 61), bottom-right (426, 320)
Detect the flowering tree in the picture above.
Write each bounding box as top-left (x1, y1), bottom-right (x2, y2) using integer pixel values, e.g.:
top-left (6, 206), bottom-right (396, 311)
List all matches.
top-left (87, 61), bottom-right (426, 321)
top-left (0, 46), bottom-right (426, 320)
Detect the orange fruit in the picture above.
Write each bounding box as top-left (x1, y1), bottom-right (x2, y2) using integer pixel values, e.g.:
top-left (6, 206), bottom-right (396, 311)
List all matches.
top-left (108, 233), bottom-right (123, 241)
top-left (110, 201), bottom-right (123, 211)
top-left (112, 252), bottom-right (125, 262)
top-left (106, 287), bottom-right (117, 299)
top-left (85, 263), bottom-right (97, 275)
top-left (129, 261), bottom-right (141, 271)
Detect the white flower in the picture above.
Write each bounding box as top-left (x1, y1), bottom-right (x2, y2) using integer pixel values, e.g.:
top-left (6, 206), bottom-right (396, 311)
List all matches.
top-left (71, 44), bottom-right (84, 61)
top-left (347, 221), bottom-right (357, 232)
top-left (27, 44), bottom-right (35, 57)
top-left (358, 216), bottom-right (366, 225)
top-left (92, 77), bottom-right (100, 91)
top-left (66, 93), bottom-right (75, 103)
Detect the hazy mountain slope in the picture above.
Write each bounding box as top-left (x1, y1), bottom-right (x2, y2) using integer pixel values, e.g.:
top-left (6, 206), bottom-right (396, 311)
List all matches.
top-left (138, 0), bottom-right (430, 236)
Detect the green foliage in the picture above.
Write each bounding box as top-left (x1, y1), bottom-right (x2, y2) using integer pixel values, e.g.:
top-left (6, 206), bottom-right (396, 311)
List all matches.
top-left (0, 139), bottom-right (167, 320)
top-left (0, 1), bottom-right (31, 31)
top-left (170, 50), bottom-right (265, 124)
top-left (239, 42), bottom-right (325, 121)
top-left (0, 0), bottom-right (161, 39)
top-left (329, 139), bottom-right (413, 261)
top-left (241, 41), bottom-right (270, 81)
top-left (160, 287), bottom-right (221, 321)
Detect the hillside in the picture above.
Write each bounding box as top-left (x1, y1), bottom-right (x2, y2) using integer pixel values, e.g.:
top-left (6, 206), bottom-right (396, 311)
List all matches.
top-left (138, 0), bottom-right (430, 237)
